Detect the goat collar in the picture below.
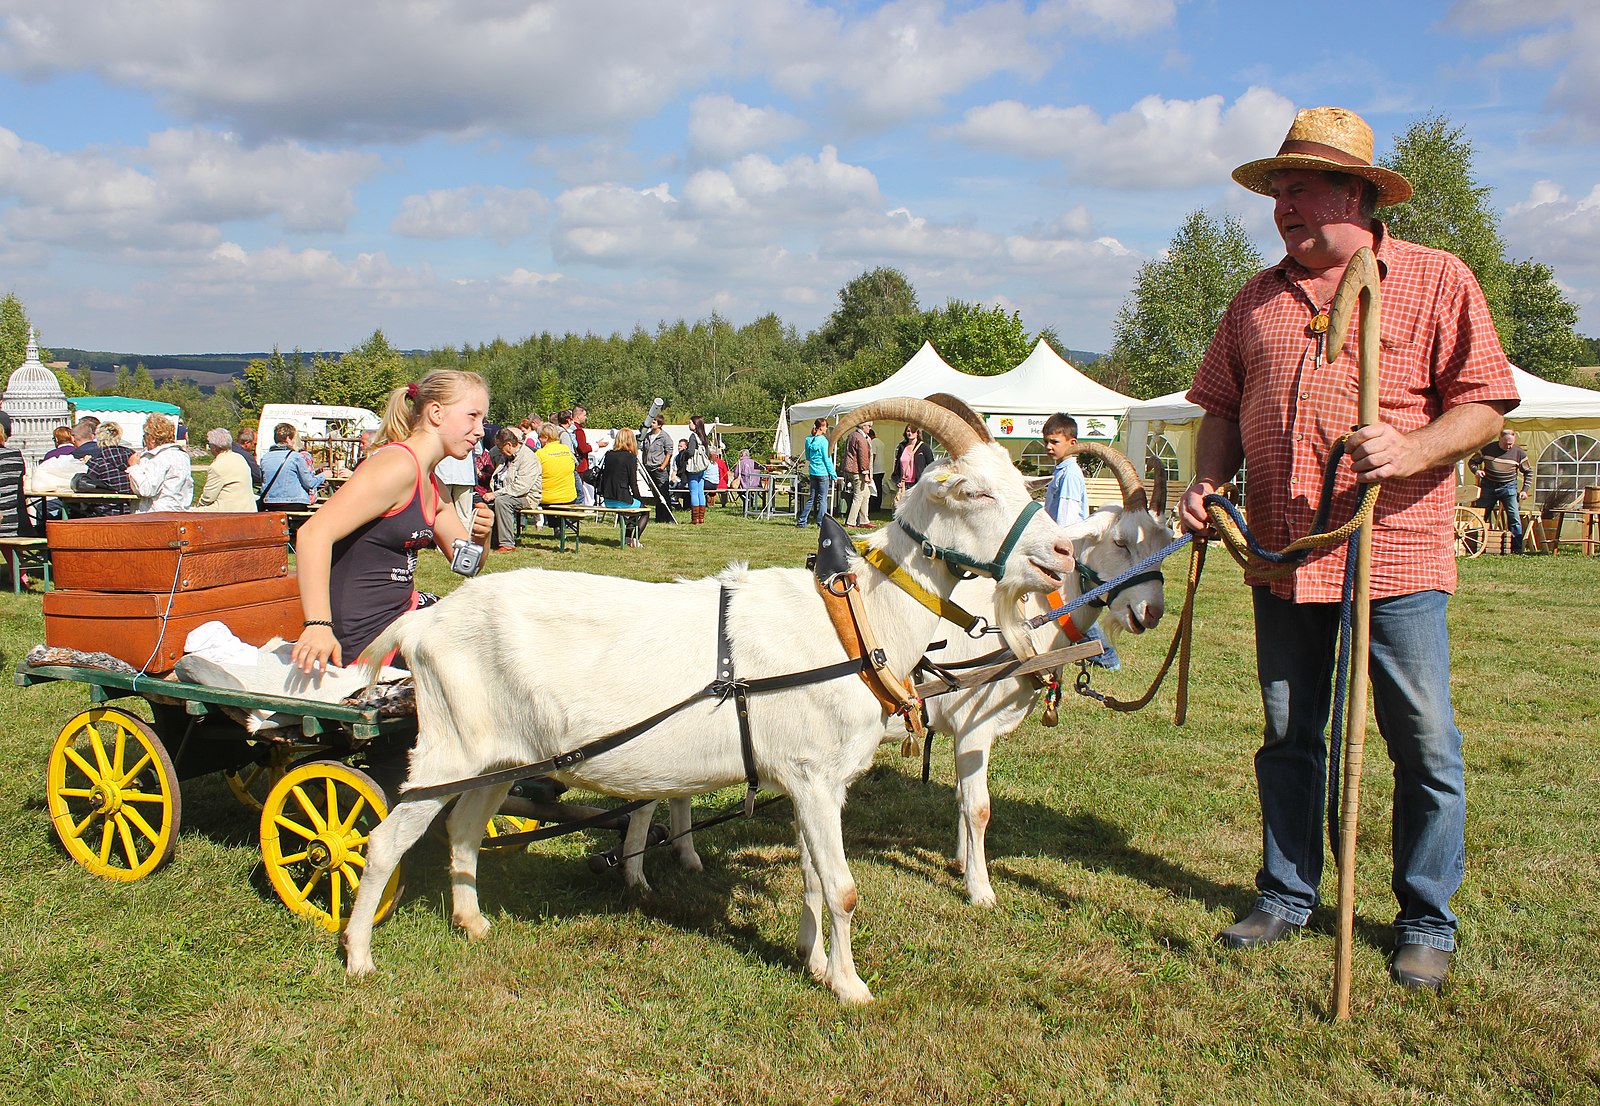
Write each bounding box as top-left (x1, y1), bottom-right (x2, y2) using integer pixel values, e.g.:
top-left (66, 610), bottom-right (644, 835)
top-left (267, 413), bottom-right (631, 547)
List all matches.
top-left (1074, 561), bottom-right (1165, 610)
top-left (895, 499), bottom-right (1044, 582)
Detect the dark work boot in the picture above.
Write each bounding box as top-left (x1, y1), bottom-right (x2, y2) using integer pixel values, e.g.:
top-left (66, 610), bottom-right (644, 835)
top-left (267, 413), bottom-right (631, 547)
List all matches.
top-left (1390, 944), bottom-right (1451, 990)
top-left (1218, 908), bottom-right (1301, 949)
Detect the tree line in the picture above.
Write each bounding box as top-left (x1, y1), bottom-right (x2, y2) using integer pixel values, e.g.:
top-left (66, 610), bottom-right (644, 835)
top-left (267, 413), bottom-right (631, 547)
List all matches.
top-left (5, 275), bottom-right (1047, 442)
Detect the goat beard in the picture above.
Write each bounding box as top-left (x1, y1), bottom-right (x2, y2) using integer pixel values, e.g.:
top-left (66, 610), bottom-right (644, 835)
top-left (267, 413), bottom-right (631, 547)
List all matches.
top-left (992, 585), bottom-right (1036, 663)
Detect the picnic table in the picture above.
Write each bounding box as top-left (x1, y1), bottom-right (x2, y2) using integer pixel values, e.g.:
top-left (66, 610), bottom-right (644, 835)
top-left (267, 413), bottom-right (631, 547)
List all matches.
top-left (518, 503), bottom-right (650, 551)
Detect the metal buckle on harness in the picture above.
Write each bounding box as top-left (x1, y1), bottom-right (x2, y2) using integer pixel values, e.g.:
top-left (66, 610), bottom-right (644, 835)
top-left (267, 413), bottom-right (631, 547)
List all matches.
top-left (826, 573), bottom-right (854, 597)
top-left (869, 647), bottom-right (887, 667)
top-left (965, 616), bottom-right (994, 638)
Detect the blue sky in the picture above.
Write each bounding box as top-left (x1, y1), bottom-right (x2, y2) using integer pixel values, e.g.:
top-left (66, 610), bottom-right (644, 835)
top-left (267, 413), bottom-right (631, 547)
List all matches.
top-left (2, 0), bottom-right (1598, 356)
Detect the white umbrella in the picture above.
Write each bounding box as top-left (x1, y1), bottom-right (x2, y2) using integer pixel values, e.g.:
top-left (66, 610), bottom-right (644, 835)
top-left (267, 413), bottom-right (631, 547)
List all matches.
top-left (772, 402), bottom-right (792, 458)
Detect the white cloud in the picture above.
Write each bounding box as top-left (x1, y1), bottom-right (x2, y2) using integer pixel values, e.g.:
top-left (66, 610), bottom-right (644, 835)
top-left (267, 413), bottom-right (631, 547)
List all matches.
top-left (1503, 179), bottom-right (1600, 266)
top-left (391, 186), bottom-right (548, 242)
top-left (1446, 1), bottom-right (1600, 139)
top-left (687, 95), bottom-right (806, 161)
top-left (0, 0), bottom-right (1152, 143)
top-left (0, 126), bottom-right (377, 251)
top-left (553, 147), bottom-right (881, 270)
top-left (944, 87), bottom-right (1295, 189)
top-left (1036, 0), bottom-right (1177, 38)
top-left (0, 0), bottom-right (744, 143)
top-left (142, 129), bottom-right (380, 232)
top-left (757, 0), bottom-right (1052, 128)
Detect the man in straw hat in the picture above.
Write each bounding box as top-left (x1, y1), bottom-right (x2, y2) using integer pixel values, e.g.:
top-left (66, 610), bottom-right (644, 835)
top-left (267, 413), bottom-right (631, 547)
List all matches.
top-left (1178, 106), bottom-right (1520, 989)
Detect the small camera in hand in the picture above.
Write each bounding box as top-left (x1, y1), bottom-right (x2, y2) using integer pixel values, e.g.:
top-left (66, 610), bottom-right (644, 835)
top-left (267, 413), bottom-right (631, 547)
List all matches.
top-left (450, 538), bottom-right (485, 577)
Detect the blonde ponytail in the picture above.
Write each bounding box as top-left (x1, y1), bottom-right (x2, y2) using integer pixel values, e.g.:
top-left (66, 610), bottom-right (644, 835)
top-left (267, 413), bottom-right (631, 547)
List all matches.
top-left (372, 370), bottom-right (488, 448)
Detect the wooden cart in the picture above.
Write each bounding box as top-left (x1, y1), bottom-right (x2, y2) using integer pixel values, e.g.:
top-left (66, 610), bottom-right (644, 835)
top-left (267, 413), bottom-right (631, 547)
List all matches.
top-left (17, 662), bottom-right (621, 932)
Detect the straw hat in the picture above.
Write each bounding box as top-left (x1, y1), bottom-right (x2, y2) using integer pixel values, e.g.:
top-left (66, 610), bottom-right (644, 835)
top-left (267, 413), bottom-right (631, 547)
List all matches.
top-left (1232, 106), bottom-right (1412, 207)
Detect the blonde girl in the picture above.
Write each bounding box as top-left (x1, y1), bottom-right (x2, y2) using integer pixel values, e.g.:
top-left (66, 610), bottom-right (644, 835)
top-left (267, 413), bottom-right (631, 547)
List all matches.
top-left (292, 371), bottom-right (493, 674)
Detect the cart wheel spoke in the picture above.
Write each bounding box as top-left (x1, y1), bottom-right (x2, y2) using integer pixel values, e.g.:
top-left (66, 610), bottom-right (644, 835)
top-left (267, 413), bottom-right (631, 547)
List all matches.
top-left (292, 785), bottom-right (329, 834)
top-left (122, 804), bottom-right (163, 847)
top-left (271, 814), bottom-right (318, 841)
top-left (117, 750), bottom-right (155, 788)
top-left (63, 745), bottom-right (101, 784)
top-left (224, 745), bottom-right (297, 813)
top-left (114, 815), bottom-right (142, 867)
top-left (98, 818), bottom-right (115, 864)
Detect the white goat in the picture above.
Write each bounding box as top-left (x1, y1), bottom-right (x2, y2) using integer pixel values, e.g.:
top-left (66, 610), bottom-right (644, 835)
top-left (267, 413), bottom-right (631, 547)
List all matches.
top-left (340, 396), bottom-right (1077, 1004)
top-left (924, 443), bottom-right (1174, 907)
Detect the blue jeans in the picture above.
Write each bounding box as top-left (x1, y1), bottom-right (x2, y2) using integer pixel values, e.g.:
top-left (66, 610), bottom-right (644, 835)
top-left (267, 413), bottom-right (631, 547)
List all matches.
top-left (1476, 483), bottom-right (1524, 552)
top-left (796, 475), bottom-right (827, 526)
top-left (1251, 587), bottom-right (1464, 950)
top-left (1083, 621), bottom-right (1120, 669)
top-left (688, 472), bottom-right (706, 508)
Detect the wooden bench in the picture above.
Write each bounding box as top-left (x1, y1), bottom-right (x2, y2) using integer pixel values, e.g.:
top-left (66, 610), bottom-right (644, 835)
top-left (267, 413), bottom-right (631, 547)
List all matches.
top-left (0, 535), bottom-right (51, 593)
top-left (518, 504), bottom-right (650, 551)
top-left (1085, 476), bottom-right (1124, 511)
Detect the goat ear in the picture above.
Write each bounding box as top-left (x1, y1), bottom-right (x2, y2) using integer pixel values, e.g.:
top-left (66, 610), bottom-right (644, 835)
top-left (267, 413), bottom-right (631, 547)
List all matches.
top-left (1023, 475), bottom-right (1051, 492)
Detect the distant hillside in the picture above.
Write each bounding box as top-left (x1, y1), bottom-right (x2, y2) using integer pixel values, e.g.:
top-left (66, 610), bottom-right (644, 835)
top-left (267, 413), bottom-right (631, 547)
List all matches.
top-left (52, 347), bottom-right (415, 392)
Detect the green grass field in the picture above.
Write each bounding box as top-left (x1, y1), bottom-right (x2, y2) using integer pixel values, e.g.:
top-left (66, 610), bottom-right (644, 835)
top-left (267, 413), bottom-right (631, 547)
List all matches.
top-left (2, 507), bottom-right (1597, 1105)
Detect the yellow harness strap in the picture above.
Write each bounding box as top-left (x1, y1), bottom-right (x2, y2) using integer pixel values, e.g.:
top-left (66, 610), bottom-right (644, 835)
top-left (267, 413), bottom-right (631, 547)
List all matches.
top-left (855, 543), bottom-right (983, 635)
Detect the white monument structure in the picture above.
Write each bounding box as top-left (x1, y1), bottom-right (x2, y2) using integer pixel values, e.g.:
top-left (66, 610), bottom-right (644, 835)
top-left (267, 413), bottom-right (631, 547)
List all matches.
top-left (2, 327), bottom-right (70, 464)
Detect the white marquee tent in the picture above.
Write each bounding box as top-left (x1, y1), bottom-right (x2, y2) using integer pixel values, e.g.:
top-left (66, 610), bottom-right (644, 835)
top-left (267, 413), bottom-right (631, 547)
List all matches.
top-left (788, 340), bottom-right (1139, 470)
top-left (788, 342), bottom-right (980, 428)
top-left (959, 340), bottom-right (1135, 443)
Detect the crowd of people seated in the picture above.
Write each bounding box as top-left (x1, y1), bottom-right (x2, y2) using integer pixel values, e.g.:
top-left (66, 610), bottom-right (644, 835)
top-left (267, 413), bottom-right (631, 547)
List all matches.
top-left (0, 397), bottom-right (867, 587)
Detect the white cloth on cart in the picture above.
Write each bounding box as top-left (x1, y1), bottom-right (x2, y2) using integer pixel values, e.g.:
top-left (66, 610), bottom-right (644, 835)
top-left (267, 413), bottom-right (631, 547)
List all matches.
top-left (179, 621), bottom-right (407, 731)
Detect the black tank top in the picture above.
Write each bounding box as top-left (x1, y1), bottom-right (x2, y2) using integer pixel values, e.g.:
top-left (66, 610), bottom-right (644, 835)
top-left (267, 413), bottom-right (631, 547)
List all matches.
top-left (329, 443), bottom-right (437, 660)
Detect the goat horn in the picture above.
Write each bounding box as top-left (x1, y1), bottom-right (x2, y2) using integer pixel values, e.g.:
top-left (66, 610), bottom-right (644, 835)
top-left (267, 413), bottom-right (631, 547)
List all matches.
top-left (925, 393), bottom-right (994, 443)
top-left (1146, 455), bottom-right (1170, 515)
top-left (829, 396), bottom-right (985, 459)
top-left (1060, 440), bottom-right (1148, 513)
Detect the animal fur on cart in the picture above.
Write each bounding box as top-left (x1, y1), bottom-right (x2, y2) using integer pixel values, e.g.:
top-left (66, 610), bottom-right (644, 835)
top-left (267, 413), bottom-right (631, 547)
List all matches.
top-left (338, 394), bottom-right (1079, 1005)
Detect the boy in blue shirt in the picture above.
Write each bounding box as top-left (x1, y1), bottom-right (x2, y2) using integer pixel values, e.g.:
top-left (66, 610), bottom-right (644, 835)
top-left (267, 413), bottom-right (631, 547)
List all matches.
top-left (1042, 413), bottom-right (1119, 670)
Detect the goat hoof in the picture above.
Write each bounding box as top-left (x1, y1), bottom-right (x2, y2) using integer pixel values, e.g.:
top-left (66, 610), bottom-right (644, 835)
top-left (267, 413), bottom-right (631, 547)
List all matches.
top-left (968, 888), bottom-right (997, 908)
top-left (453, 913), bottom-right (492, 940)
top-left (830, 977), bottom-right (875, 1005)
top-left (679, 853), bottom-right (703, 872)
top-left (344, 953), bottom-right (377, 977)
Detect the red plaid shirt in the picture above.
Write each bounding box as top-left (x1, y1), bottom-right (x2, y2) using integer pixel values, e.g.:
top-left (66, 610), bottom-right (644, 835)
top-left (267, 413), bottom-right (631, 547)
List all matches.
top-left (1188, 227), bottom-right (1519, 602)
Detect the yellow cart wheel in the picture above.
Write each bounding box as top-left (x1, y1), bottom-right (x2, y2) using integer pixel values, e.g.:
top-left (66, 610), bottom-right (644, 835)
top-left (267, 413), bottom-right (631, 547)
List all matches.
top-left (46, 707), bottom-right (180, 881)
top-left (1454, 506), bottom-right (1487, 558)
top-left (481, 814), bottom-right (539, 852)
top-left (259, 762), bottom-right (401, 933)
top-left (224, 744), bottom-right (299, 812)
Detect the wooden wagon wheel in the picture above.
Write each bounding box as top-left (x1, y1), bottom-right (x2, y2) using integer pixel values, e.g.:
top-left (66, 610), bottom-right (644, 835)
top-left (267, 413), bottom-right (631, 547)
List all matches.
top-left (259, 761), bottom-right (402, 933)
top-left (45, 707), bottom-right (180, 881)
top-left (429, 808), bottom-right (540, 852)
top-left (481, 814), bottom-right (540, 852)
top-left (1454, 506), bottom-right (1487, 558)
top-left (223, 743), bottom-right (303, 812)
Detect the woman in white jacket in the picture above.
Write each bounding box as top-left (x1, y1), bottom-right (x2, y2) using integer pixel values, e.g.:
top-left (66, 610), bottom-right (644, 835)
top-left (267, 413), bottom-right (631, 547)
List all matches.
top-left (126, 414), bottom-right (194, 512)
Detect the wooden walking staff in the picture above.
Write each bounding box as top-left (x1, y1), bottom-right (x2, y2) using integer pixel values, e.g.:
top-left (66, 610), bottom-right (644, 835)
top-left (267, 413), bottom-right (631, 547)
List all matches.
top-left (1325, 245), bottom-right (1381, 1020)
